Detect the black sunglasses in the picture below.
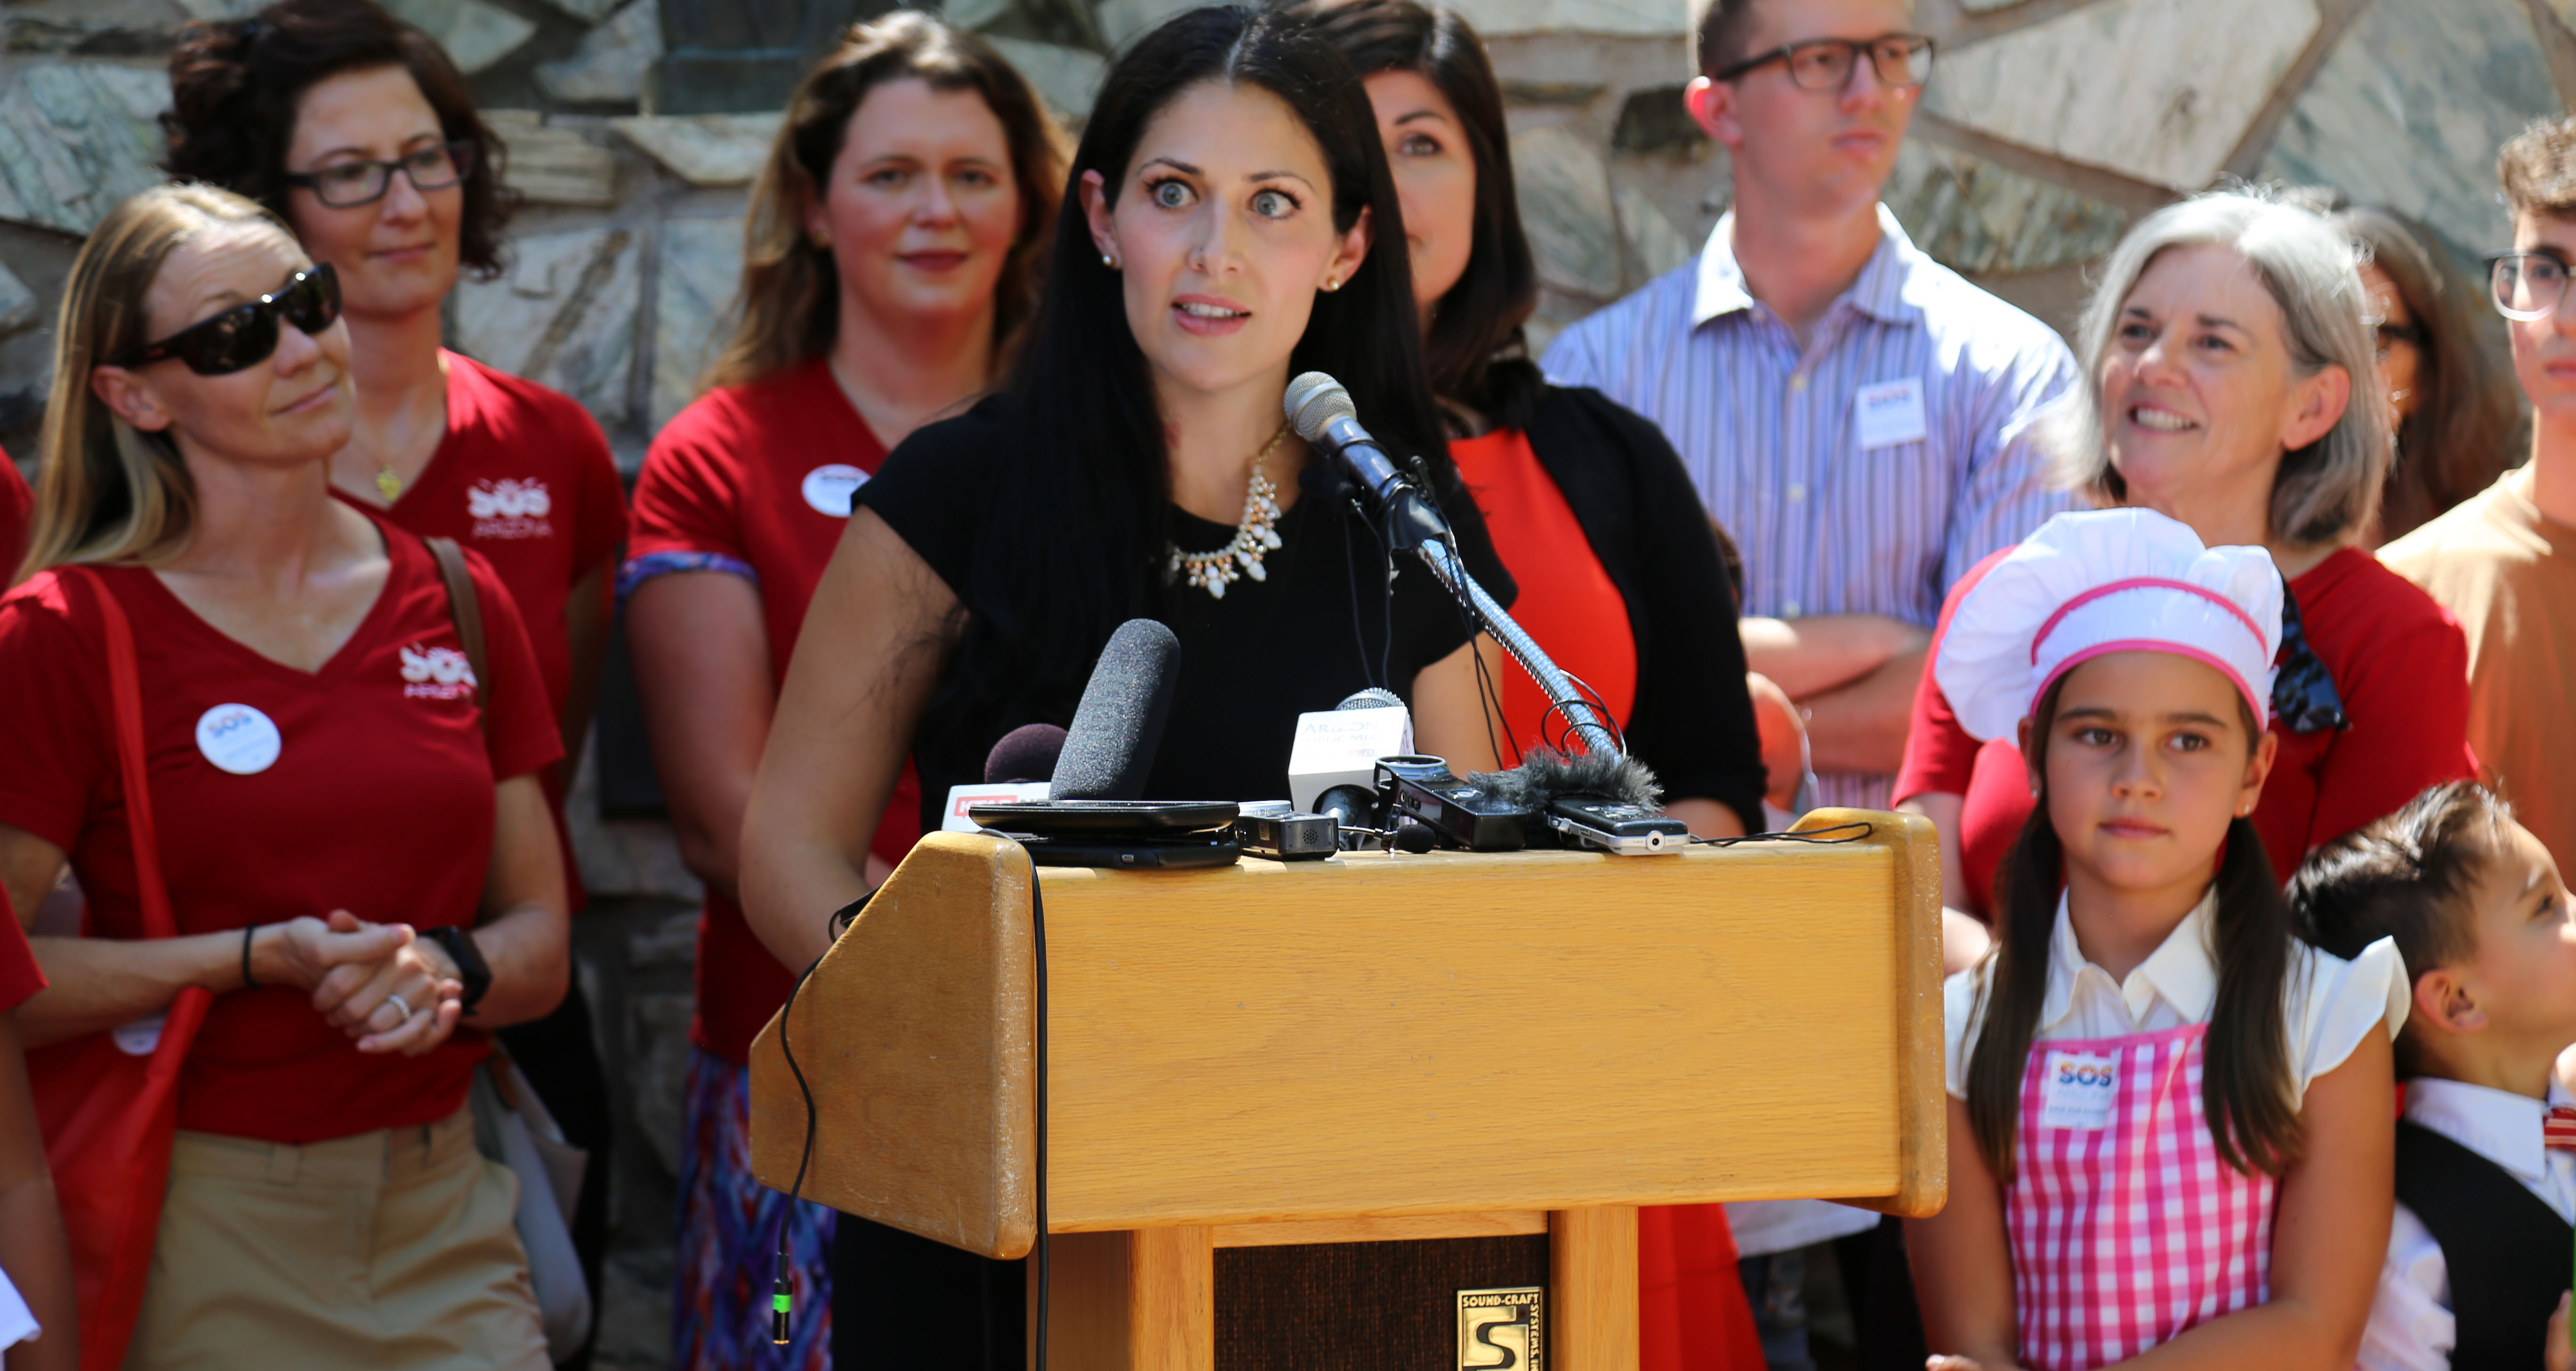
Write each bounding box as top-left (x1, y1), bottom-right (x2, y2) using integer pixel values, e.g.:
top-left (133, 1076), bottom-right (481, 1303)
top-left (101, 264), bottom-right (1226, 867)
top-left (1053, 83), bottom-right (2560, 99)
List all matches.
top-left (111, 263), bottom-right (341, 376)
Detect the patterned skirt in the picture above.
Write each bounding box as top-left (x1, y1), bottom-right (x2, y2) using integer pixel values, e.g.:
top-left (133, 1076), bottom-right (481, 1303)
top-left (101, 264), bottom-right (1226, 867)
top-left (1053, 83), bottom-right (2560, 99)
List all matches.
top-left (674, 1047), bottom-right (838, 1371)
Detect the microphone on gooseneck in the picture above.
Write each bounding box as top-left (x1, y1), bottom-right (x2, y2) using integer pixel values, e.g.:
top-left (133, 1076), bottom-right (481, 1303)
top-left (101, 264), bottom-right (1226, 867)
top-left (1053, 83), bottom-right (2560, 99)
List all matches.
top-left (1048, 619), bottom-right (1182, 801)
top-left (985, 723), bottom-right (1069, 785)
top-left (1286, 372), bottom-right (1452, 552)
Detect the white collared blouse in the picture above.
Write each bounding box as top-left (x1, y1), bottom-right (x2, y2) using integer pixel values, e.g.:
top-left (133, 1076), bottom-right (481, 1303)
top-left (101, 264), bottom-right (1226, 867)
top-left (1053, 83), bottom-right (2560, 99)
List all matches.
top-left (1944, 887), bottom-right (2407, 1102)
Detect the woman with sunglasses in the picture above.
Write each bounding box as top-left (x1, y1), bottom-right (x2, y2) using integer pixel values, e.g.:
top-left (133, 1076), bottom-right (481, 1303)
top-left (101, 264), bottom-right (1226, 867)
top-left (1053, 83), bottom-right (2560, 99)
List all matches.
top-left (163, 6), bottom-right (628, 1353)
top-left (0, 183), bottom-right (567, 1368)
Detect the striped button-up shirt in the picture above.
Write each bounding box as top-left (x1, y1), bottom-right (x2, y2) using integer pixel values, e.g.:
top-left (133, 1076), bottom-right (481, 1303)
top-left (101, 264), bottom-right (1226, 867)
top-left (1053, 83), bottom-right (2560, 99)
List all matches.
top-left (1542, 205), bottom-right (2079, 807)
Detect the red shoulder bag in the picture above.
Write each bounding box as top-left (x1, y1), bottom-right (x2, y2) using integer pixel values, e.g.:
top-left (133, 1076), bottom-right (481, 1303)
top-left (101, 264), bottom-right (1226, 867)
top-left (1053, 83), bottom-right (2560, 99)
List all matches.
top-left (25, 568), bottom-right (213, 1371)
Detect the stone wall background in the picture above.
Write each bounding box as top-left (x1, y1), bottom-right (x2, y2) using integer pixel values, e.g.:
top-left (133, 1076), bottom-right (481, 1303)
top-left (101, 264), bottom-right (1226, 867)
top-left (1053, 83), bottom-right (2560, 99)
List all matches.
top-left (0, 0), bottom-right (2567, 1364)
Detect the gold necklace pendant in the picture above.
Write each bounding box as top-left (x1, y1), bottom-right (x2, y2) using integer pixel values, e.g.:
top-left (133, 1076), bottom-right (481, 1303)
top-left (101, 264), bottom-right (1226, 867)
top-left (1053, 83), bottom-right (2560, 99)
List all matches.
top-left (375, 466), bottom-right (402, 501)
top-left (1168, 422), bottom-right (1292, 600)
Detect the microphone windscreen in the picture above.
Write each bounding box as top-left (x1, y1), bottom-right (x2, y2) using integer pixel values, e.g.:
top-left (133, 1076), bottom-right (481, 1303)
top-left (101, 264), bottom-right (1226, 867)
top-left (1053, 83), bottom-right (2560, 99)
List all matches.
top-left (1469, 746), bottom-right (1663, 809)
top-left (1050, 619), bottom-right (1182, 800)
top-left (985, 723), bottom-right (1067, 784)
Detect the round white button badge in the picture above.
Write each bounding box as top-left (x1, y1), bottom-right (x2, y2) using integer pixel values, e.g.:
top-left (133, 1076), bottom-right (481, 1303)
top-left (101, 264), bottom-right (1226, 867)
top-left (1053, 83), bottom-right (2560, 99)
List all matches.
top-left (112, 1012), bottom-right (165, 1056)
top-left (195, 703), bottom-right (282, 775)
top-left (801, 464), bottom-right (869, 517)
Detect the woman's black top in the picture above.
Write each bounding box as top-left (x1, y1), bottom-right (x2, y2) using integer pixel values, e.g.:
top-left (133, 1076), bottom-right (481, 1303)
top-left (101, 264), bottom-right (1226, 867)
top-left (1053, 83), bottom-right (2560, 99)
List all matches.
top-left (1517, 384), bottom-right (1766, 833)
top-left (858, 396), bottom-right (1517, 833)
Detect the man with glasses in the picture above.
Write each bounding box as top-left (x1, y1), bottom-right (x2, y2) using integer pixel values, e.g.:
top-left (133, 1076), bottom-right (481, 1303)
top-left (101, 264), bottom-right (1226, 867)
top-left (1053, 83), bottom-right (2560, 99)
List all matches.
top-left (1542, 1), bottom-right (2074, 1364)
top-left (1544, 0), bottom-right (2075, 808)
top-left (2383, 117), bottom-right (2576, 881)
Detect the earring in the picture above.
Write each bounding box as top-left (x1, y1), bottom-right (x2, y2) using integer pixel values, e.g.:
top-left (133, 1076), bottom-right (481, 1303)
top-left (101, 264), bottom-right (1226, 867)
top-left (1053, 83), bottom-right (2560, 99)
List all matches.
top-left (1101, 252), bottom-right (1118, 269)
top-left (1322, 276), bottom-right (1341, 292)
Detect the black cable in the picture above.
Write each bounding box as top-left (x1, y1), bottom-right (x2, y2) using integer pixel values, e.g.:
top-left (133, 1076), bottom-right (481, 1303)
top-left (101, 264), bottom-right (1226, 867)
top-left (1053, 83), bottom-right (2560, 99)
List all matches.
top-left (1468, 625), bottom-right (1515, 768)
top-left (773, 867), bottom-right (1051, 1366)
top-left (1340, 512), bottom-right (1379, 692)
top-left (1028, 849), bottom-right (1051, 1371)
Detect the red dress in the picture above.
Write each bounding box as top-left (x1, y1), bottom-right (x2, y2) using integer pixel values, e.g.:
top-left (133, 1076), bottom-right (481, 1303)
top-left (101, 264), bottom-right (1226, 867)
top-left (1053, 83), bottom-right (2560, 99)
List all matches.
top-left (627, 357), bottom-right (923, 1065)
top-left (1894, 547), bottom-right (2478, 915)
top-left (1450, 427), bottom-right (1764, 1371)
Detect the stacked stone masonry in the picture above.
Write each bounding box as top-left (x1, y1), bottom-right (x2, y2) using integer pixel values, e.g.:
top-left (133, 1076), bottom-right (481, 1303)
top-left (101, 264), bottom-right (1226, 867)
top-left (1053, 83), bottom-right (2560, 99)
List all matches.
top-left (0, 1), bottom-right (2563, 1363)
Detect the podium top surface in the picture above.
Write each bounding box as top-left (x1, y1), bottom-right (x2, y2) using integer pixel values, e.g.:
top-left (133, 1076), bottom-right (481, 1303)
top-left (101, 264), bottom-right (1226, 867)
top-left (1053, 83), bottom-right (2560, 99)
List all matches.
top-left (749, 811), bottom-right (1945, 1259)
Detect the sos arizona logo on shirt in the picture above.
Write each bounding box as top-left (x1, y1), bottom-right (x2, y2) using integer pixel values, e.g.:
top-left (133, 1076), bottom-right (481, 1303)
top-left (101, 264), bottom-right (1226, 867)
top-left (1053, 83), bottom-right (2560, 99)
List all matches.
top-left (400, 643), bottom-right (480, 701)
top-left (467, 477), bottom-right (553, 540)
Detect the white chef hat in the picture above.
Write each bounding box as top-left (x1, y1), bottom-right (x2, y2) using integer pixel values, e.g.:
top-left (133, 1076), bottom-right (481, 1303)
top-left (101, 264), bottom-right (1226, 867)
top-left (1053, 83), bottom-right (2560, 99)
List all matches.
top-left (1934, 508), bottom-right (2282, 743)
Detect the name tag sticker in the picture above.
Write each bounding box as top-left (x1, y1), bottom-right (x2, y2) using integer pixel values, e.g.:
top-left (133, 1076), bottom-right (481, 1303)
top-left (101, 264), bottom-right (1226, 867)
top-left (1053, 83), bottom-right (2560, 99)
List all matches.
top-left (1854, 377), bottom-right (1929, 450)
top-left (195, 703), bottom-right (282, 775)
top-left (802, 464), bottom-right (869, 517)
top-left (2039, 1048), bottom-right (2119, 1130)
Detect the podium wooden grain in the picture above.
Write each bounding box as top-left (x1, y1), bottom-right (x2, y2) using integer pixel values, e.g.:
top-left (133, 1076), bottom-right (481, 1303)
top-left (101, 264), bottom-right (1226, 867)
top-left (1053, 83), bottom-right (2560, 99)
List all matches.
top-left (749, 808), bottom-right (1945, 1369)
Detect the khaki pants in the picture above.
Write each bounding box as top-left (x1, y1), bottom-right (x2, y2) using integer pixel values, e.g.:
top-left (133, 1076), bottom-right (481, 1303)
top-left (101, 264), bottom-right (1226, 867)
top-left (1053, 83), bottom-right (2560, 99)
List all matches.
top-left (127, 1105), bottom-right (549, 1371)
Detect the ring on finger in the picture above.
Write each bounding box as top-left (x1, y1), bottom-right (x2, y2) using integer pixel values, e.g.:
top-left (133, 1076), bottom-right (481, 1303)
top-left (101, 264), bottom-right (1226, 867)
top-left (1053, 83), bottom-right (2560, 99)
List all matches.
top-left (386, 992), bottom-right (414, 1022)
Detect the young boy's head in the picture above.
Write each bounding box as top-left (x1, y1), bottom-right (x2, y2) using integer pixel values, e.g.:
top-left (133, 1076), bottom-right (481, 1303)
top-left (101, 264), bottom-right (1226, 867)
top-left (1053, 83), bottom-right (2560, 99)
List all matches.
top-left (2495, 118), bottom-right (2576, 423)
top-left (2290, 781), bottom-right (2576, 1083)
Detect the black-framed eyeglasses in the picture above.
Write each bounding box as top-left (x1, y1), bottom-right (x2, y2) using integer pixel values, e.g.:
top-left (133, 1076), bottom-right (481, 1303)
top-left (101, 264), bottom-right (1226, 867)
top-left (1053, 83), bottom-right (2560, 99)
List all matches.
top-left (110, 263), bottom-right (341, 376)
top-left (282, 139), bottom-right (475, 209)
top-left (2489, 250), bottom-right (2571, 322)
top-left (1714, 33), bottom-right (1936, 91)
top-left (2373, 322), bottom-right (2426, 358)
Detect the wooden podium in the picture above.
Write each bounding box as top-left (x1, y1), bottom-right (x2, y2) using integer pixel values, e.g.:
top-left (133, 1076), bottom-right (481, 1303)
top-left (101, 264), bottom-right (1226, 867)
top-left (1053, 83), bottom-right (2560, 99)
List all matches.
top-left (748, 808), bottom-right (1945, 1369)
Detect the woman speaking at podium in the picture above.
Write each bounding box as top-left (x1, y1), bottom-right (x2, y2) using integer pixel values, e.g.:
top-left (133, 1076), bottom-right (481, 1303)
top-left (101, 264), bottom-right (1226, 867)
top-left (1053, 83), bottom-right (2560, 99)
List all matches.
top-left (739, 6), bottom-right (1514, 1364)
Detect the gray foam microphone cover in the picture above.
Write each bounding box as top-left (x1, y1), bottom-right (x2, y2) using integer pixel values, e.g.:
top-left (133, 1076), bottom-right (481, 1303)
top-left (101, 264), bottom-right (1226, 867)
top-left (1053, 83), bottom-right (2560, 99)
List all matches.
top-left (1049, 618), bottom-right (1182, 800)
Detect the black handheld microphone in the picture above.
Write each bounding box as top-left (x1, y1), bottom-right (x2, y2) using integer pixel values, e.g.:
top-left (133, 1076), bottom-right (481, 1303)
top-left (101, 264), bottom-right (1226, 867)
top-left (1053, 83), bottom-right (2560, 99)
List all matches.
top-left (1049, 619), bottom-right (1182, 800)
top-left (1285, 372), bottom-right (1452, 551)
top-left (986, 723), bottom-right (1068, 785)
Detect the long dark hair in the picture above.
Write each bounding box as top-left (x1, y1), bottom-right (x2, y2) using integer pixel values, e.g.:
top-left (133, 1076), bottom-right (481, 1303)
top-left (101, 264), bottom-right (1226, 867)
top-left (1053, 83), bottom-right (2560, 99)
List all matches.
top-left (162, 0), bottom-right (514, 276)
top-left (926, 5), bottom-right (1443, 764)
top-left (707, 12), bottom-right (1066, 389)
top-left (1286, 0), bottom-right (1541, 431)
top-left (1964, 677), bottom-right (2303, 1182)
top-left (2326, 202), bottom-right (2521, 541)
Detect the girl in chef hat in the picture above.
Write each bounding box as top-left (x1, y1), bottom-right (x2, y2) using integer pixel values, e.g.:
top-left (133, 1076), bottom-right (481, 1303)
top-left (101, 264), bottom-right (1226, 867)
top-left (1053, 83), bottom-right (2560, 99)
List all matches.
top-left (1906, 508), bottom-right (2407, 1371)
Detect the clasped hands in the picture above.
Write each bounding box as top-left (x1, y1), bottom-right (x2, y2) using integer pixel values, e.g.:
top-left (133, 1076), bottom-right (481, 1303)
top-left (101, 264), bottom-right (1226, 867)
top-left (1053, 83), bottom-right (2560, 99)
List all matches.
top-left (251, 911), bottom-right (468, 1056)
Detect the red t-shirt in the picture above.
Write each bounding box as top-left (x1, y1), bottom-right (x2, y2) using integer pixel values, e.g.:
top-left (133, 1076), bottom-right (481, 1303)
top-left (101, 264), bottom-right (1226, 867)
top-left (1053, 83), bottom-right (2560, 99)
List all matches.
top-left (1451, 428), bottom-right (1638, 751)
top-left (0, 520), bottom-right (562, 1143)
top-left (344, 351), bottom-right (628, 908)
top-left (0, 887), bottom-right (43, 1014)
top-left (0, 448), bottom-right (30, 586)
top-left (627, 357), bottom-right (922, 1063)
top-left (1894, 546), bottom-right (2478, 915)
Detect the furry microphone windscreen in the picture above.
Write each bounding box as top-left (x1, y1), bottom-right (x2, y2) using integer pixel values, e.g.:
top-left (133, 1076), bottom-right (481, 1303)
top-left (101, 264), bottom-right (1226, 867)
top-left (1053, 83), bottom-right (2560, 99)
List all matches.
top-left (1469, 746), bottom-right (1663, 809)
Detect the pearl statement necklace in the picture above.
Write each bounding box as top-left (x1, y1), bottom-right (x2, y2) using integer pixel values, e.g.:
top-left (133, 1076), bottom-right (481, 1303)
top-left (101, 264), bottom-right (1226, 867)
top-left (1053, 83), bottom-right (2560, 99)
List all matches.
top-left (1168, 422), bottom-right (1291, 599)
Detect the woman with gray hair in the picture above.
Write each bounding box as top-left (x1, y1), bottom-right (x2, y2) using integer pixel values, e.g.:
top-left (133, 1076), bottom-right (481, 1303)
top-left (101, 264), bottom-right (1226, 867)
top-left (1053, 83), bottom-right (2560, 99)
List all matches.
top-left (1893, 189), bottom-right (2476, 923)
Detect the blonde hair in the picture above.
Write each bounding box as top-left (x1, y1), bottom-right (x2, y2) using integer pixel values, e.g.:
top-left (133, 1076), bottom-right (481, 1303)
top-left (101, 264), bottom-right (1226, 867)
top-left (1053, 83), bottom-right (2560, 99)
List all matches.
top-left (701, 11), bottom-right (1066, 393)
top-left (2050, 189), bottom-right (2389, 549)
top-left (23, 183), bottom-right (298, 582)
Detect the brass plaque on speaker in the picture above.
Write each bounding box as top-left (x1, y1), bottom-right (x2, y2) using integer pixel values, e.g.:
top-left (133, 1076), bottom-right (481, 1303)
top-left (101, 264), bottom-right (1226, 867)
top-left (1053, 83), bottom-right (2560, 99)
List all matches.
top-left (1457, 1285), bottom-right (1544, 1370)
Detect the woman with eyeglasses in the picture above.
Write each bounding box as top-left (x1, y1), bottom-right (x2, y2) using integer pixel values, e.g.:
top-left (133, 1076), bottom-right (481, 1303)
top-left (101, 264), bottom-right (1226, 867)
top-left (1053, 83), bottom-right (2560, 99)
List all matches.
top-left (2295, 196), bottom-right (2522, 544)
top-left (161, 6), bottom-right (627, 1355)
top-left (1892, 191), bottom-right (2476, 928)
top-left (0, 182), bottom-right (566, 1369)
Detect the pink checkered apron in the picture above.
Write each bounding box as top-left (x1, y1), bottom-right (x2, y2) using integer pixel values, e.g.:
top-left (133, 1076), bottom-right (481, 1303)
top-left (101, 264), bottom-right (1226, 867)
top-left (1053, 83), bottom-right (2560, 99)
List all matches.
top-left (2006, 1022), bottom-right (2277, 1370)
